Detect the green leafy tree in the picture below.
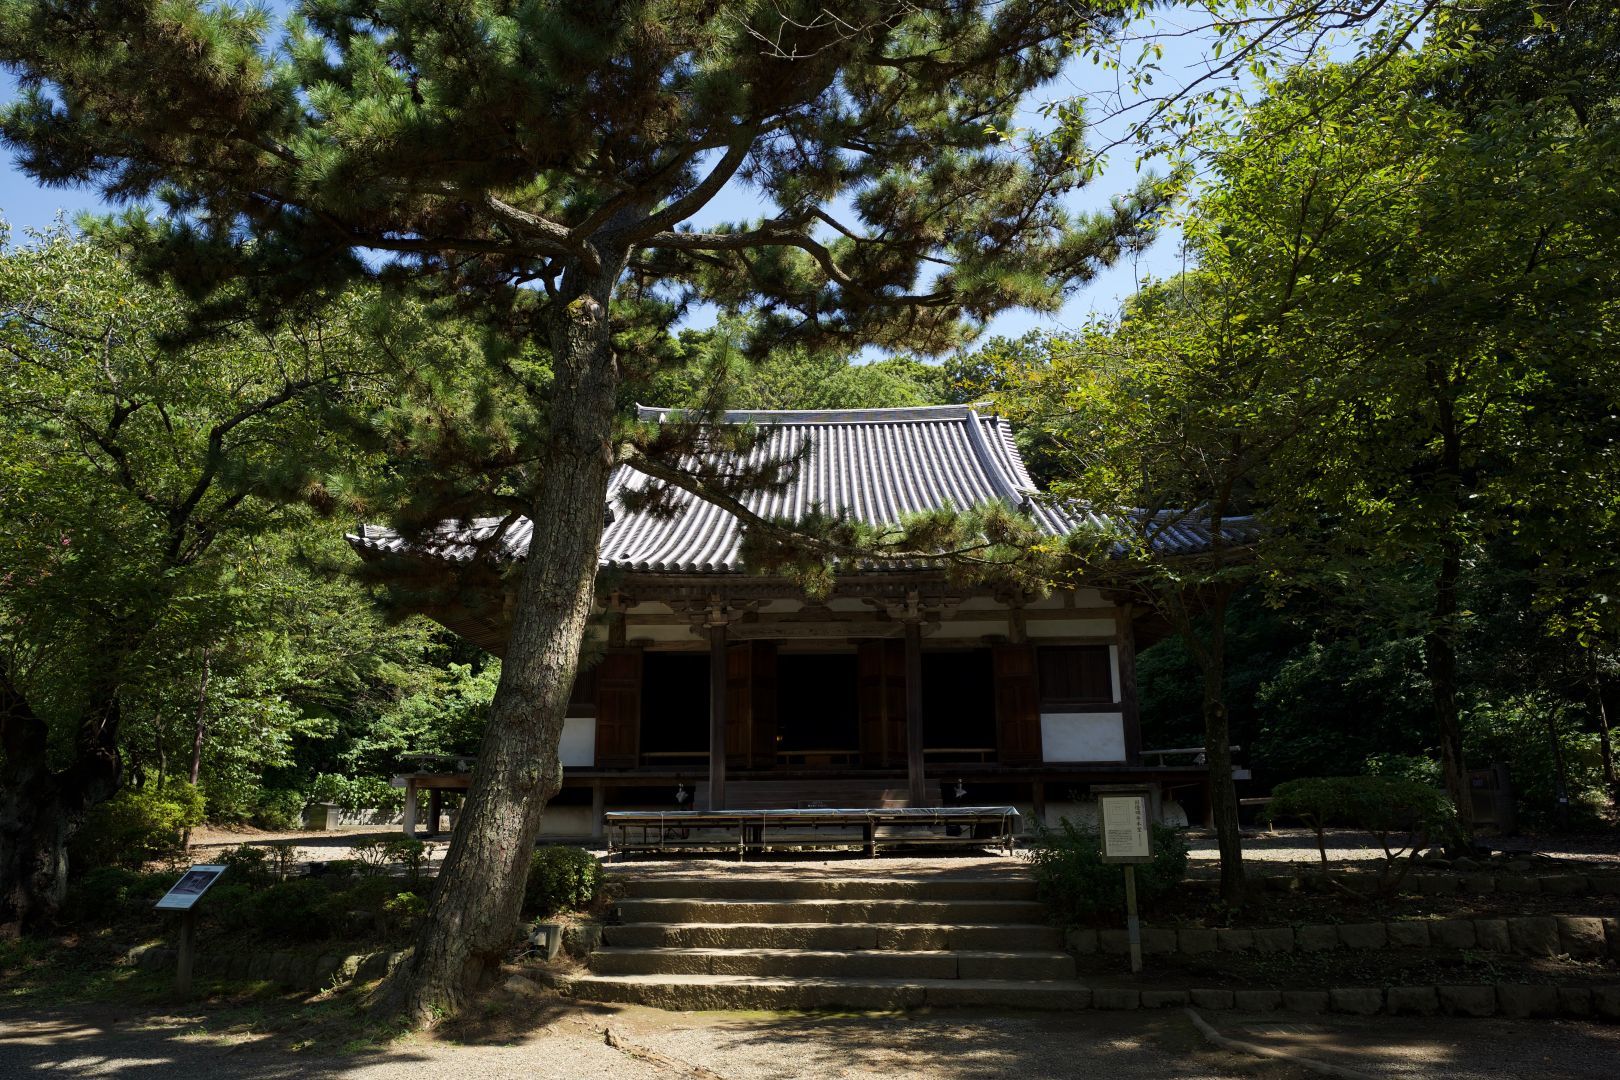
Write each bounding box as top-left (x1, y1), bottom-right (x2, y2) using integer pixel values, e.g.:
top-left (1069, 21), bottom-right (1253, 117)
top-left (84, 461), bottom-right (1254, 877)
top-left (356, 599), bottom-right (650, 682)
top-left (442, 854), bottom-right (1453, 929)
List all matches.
top-left (0, 2), bottom-right (1159, 1018)
top-left (1204, 16), bottom-right (1620, 825)
top-left (0, 226), bottom-right (386, 928)
top-left (988, 269), bottom-right (1340, 907)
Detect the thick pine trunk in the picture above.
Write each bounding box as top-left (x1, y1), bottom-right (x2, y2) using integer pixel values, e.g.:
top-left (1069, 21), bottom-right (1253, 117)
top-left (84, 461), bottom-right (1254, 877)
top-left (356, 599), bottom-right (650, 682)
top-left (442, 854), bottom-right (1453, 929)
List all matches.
top-left (382, 278), bottom-right (622, 1024)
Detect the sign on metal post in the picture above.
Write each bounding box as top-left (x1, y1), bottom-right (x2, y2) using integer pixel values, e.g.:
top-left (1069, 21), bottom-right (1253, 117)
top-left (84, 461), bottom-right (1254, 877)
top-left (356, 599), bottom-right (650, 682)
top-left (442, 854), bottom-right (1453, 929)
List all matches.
top-left (155, 865), bottom-right (226, 996)
top-left (1097, 791), bottom-right (1153, 974)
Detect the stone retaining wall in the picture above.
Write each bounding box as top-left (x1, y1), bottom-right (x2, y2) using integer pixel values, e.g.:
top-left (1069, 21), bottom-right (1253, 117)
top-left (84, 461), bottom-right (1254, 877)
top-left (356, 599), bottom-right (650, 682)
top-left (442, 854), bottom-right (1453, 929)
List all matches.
top-left (128, 942), bottom-right (408, 990)
top-left (1398, 871), bottom-right (1619, 897)
top-left (1234, 870), bottom-right (1620, 898)
top-left (1068, 915), bottom-right (1620, 960)
top-left (1105, 984), bottom-right (1620, 1020)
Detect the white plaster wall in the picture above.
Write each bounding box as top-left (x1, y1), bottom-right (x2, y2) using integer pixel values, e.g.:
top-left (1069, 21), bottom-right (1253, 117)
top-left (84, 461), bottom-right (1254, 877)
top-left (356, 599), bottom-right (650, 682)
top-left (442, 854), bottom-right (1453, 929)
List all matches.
top-left (560, 716), bottom-right (595, 768)
top-left (1040, 711), bottom-right (1126, 762)
top-left (537, 804), bottom-right (594, 837)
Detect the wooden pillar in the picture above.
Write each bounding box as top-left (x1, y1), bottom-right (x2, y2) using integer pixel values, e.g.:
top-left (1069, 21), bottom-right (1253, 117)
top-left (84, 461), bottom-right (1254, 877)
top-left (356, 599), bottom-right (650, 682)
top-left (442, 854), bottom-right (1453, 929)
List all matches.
top-left (591, 782), bottom-right (606, 842)
top-left (427, 788), bottom-right (442, 837)
top-left (1032, 779), bottom-right (1047, 828)
top-left (905, 620), bottom-right (926, 806)
top-left (1115, 604), bottom-right (1143, 764)
top-left (709, 620), bottom-right (729, 811)
top-left (175, 908), bottom-right (197, 997)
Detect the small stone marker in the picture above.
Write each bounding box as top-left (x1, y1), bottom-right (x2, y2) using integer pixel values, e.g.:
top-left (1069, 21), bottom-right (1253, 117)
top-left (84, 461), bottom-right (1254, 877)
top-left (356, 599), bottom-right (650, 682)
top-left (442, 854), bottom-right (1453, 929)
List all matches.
top-left (1098, 790), bottom-right (1153, 974)
top-left (154, 864), bottom-right (227, 997)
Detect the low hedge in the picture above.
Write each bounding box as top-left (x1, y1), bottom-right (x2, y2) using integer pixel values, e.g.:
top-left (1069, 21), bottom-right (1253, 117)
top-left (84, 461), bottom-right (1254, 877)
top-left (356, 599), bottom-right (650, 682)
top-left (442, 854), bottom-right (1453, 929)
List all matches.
top-left (524, 845), bottom-right (602, 917)
top-left (1025, 818), bottom-right (1189, 923)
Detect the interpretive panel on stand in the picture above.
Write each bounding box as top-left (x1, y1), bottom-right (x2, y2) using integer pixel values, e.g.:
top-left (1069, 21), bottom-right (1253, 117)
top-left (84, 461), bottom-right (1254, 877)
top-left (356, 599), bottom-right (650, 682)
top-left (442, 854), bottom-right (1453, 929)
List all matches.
top-left (154, 865), bottom-right (227, 911)
top-left (1098, 793), bottom-right (1153, 864)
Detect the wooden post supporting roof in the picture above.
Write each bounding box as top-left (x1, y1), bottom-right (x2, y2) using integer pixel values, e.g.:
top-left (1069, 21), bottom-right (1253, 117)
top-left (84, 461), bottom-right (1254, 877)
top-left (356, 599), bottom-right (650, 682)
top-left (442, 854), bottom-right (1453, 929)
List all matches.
top-left (708, 616), bottom-right (729, 811)
top-left (904, 619), bottom-right (926, 806)
top-left (1116, 604), bottom-right (1142, 764)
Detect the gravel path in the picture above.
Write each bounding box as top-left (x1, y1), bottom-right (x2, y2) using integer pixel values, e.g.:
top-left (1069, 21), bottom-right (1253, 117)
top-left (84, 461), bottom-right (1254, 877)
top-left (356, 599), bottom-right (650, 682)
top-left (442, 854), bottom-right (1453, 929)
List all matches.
top-left (0, 1002), bottom-right (1267, 1079)
top-left (8, 999), bottom-right (1620, 1079)
top-left (1212, 1012), bottom-right (1620, 1080)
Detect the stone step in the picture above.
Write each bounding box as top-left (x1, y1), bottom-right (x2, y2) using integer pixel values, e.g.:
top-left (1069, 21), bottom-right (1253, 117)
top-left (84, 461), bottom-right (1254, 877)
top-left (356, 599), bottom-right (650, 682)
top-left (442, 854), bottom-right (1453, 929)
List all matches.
top-left (613, 897), bottom-right (1049, 925)
top-left (612, 875), bottom-right (1037, 901)
top-left (602, 921), bottom-right (1065, 951)
top-left (589, 947), bottom-right (1076, 980)
top-left (568, 973), bottom-right (1093, 1011)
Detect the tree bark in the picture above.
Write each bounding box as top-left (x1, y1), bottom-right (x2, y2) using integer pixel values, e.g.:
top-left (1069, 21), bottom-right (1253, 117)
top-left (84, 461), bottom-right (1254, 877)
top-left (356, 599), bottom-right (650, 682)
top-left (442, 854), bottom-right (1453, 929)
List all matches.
top-left (380, 270), bottom-right (624, 1024)
top-left (1546, 706), bottom-right (1571, 830)
top-left (1588, 660), bottom-right (1618, 808)
top-left (1193, 587), bottom-right (1246, 908)
top-left (188, 648), bottom-right (212, 787)
top-left (1423, 370), bottom-right (1473, 830)
top-left (0, 670), bottom-right (122, 932)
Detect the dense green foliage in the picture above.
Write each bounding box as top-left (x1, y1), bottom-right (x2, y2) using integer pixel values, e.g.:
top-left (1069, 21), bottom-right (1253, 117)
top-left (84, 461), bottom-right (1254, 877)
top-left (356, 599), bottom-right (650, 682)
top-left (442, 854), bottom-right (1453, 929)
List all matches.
top-left (61, 855), bottom-right (431, 943)
top-left (0, 228), bottom-right (503, 888)
top-left (1024, 820), bottom-right (1189, 923)
top-left (973, 1), bottom-right (1620, 840)
top-left (66, 783), bottom-right (205, 870)
top-left (522, 845), bottom-right (602, 918)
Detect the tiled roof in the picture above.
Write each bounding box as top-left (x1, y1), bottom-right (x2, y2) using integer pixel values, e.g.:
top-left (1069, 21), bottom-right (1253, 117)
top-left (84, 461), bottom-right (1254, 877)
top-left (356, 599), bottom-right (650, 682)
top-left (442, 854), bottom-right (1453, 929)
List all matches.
top-left (348, 405), bottom-right (1247, 573)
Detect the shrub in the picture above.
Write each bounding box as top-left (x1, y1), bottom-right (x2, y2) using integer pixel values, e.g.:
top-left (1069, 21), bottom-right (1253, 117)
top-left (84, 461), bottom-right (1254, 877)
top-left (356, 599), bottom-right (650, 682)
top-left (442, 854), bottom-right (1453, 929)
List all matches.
top-left (334, 875), bottom-right (407, 914)
top-left (249, 880), bottom-right (336, 941)
top-left (202, 882), bottom-right (258, 932)
top-left (61, 866), bottom-right (172, 923)
top-left (1023, 820), bottom-right (1189, 924)
top-left (69, 783), bottom-right (206, 870)
top-left (380, 891), bottom-right (428, 937)
top-left (251, 788), bottom-right (306, 831)
top-left (383, 838), bottom-right (429, 883)
top-left (217, 844), bottom-right (274, 887)
top-left (307, 773), bottom-right (405, 813)
top-left (1264, 775), bottom-right (1460, 895)
top-left (523, 846), bottom-right (602, 917)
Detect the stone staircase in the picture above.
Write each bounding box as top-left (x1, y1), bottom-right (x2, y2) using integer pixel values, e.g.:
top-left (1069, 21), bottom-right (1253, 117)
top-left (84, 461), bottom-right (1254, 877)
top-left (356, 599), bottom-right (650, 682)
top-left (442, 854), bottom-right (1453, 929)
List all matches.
top-left (567, 872), bottom-right (1091, 1010)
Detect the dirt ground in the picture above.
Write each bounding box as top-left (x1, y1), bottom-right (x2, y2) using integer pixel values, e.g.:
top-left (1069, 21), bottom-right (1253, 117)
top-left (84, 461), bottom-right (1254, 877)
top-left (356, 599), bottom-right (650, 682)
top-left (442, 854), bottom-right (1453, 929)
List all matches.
top-left (3, 995), bottom-right (1617, 1079)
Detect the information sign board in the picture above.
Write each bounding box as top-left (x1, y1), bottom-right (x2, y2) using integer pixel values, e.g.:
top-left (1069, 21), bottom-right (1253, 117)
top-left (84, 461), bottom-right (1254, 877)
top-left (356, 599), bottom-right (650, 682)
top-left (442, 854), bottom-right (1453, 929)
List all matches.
top-left (1098, 792), bottom-right (1153, 864)
top-left (154, 865), bottom-right (227, 911)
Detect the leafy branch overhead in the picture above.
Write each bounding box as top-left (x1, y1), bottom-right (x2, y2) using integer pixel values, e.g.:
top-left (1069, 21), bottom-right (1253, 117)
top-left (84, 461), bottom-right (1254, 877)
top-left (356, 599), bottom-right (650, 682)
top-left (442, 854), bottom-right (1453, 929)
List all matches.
top-left (0, 1), bottom-right (1167, 559)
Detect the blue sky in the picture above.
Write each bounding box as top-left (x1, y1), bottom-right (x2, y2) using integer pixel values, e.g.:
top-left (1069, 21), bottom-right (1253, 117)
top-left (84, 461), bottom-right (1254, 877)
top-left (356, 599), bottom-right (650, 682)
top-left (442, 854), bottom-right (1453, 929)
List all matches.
top-left (0, 10), bottom-right (1221, 346)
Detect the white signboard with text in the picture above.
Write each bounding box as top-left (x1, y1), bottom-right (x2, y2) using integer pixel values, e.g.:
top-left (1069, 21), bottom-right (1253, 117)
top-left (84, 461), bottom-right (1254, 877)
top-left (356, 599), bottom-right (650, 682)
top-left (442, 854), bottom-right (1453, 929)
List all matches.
top-left (1098, 793), bottom-right (1153, 864)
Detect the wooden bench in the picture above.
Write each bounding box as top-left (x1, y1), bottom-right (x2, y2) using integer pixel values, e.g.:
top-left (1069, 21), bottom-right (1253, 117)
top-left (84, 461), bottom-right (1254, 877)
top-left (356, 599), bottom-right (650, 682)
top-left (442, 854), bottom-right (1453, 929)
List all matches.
top-left (603, 806), bottom-right (1020, 860)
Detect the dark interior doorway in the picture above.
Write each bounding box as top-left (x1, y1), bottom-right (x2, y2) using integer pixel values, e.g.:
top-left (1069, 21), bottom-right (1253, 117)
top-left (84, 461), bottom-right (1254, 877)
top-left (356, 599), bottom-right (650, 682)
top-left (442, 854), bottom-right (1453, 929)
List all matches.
top-left (640, 652), bottom-right (707, 755)
top-left (775, 652), bottom-right (859, 752)
top-left (922, 649), bottom-right (996, 751)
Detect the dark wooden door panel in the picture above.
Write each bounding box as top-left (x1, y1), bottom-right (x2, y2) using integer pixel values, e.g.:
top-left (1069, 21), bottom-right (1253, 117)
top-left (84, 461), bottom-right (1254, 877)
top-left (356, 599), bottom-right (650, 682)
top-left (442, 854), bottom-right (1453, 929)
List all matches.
top-left (993, 644), bottom-right (1041, 765)
top-left (594, 648), bottom-right (642, 768)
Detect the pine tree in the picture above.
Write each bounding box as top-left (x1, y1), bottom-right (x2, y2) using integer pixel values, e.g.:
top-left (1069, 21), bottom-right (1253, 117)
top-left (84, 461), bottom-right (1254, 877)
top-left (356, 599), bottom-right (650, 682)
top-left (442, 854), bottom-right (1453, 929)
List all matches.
top-left (0, 2), bottom-right (1156, 1019)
